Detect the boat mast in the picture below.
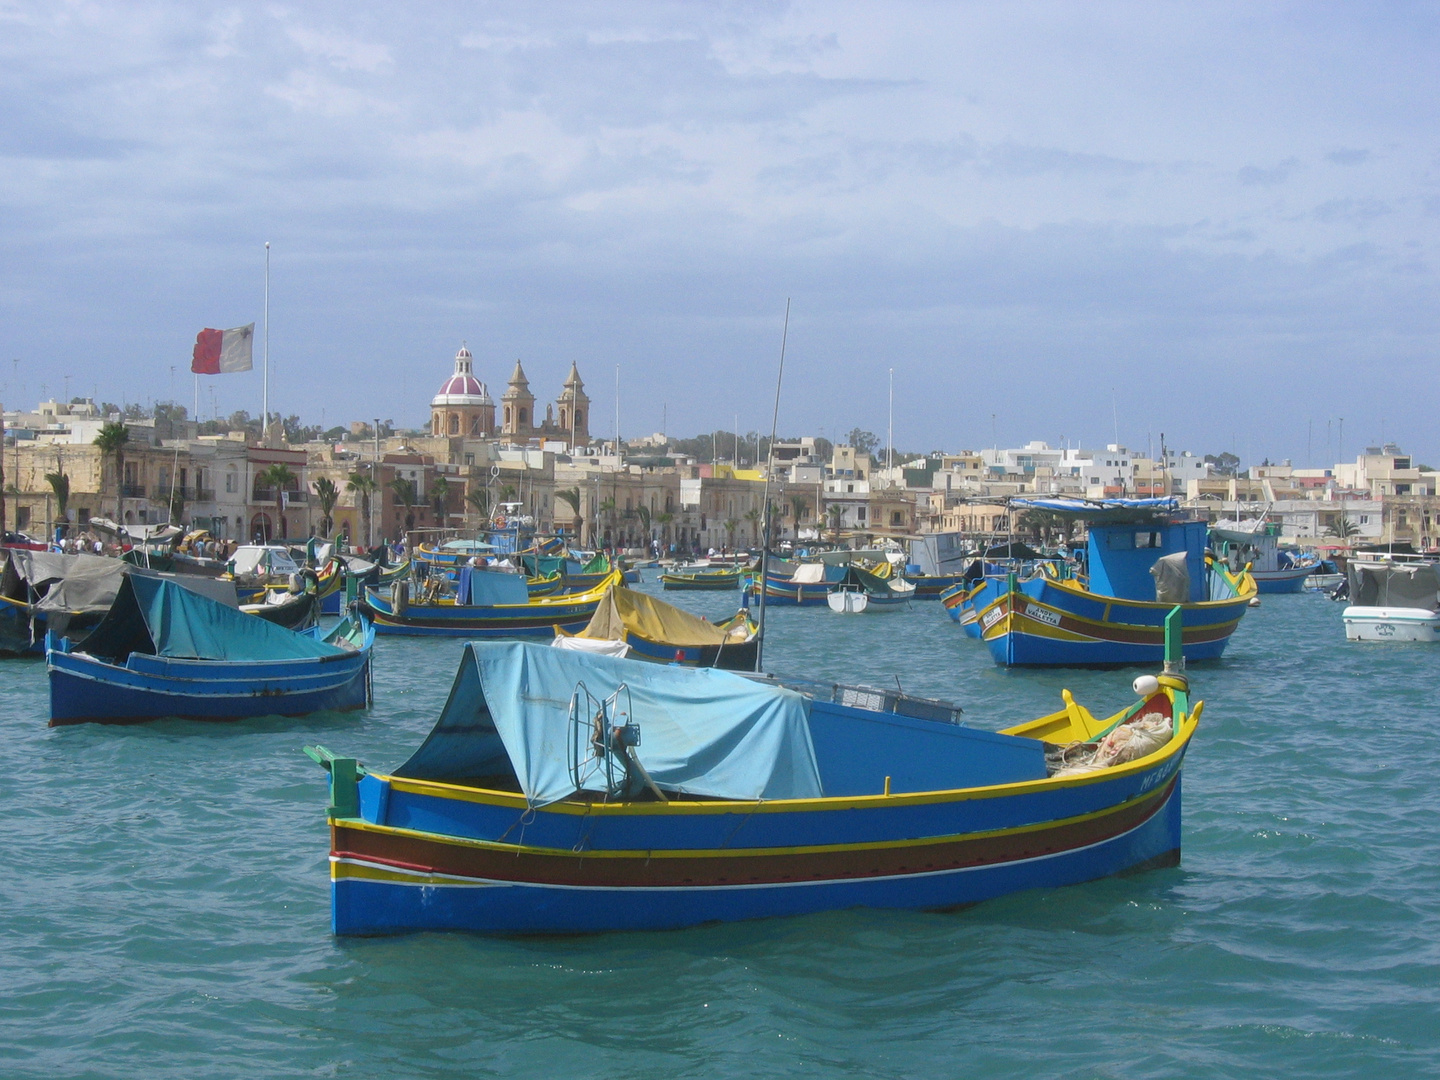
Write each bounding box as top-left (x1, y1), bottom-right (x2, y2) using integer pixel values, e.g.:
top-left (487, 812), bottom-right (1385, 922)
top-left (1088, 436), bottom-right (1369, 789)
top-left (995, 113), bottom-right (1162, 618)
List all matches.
top-left (263, 241), bottom-right (270, 441)
top-left (755, 298), bottom-right (790, 673)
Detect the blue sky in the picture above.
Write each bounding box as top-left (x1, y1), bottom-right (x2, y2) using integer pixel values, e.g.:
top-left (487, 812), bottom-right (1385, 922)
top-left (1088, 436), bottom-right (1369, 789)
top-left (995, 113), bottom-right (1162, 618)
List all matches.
top-left (2, 2), bottom-right (1437, 465)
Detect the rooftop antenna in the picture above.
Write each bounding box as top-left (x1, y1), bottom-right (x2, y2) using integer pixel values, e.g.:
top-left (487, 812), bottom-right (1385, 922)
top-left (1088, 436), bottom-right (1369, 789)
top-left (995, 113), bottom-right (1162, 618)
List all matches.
top-left (755, 298), bottom-right (790, 673)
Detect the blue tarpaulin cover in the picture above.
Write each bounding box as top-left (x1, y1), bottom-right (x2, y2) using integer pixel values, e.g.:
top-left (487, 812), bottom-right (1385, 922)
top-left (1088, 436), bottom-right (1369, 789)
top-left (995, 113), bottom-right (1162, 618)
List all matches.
top-left (396, 641), bottom-right (823, 807)
top-left (83, 575), bottom-right (347, 662)
top-left (456, 567), bottom-right (529, 606)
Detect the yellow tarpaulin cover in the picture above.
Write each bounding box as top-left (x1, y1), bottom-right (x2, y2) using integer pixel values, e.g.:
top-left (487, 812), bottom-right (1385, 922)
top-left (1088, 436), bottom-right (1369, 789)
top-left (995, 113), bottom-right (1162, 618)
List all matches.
top-left (576, 586), bottom-right (750, 646)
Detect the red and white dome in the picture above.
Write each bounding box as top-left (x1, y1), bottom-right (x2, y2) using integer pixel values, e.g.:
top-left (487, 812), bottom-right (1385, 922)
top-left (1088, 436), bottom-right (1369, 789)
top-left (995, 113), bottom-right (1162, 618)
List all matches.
top-left (431, 344), bottom-right (492, 406)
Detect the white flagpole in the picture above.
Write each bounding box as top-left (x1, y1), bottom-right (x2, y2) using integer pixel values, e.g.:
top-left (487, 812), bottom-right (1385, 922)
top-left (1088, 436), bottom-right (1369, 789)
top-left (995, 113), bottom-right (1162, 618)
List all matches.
top-left (263, 241), bottom-right (270, 443)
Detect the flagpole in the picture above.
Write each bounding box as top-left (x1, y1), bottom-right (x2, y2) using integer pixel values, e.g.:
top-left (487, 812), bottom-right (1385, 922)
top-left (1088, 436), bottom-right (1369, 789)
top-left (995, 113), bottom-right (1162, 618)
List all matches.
top-left (263, 241), bottom-right (270, 444)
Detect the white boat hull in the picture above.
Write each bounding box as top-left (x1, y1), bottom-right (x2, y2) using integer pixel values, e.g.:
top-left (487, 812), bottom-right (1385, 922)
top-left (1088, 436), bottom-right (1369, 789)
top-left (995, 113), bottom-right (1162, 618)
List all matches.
top-left (828, 590), bottom-right (868, 614)
top-left (1342, 606), bottom-right (1440, 642)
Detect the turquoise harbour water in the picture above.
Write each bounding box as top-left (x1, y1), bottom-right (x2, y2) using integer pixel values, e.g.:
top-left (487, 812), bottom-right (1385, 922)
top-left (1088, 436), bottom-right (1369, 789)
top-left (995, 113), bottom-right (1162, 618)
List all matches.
top-left (2, 580), bottom-right (1437, 1079)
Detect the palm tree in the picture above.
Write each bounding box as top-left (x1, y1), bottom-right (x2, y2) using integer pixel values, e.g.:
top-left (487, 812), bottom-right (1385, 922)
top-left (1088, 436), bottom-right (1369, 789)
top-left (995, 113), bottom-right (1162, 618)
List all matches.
top-left (744, 507), bottom-right (760, 546)
top-left (93, 421), bottom-right (129, 520)
top-left (827, 504), bottom-right (843, 540)
top-left (656, 511), bottom-right (674, 547)
top-left (258, 463), bottom-right (296, 500)
top-left (598, 497), bottom-right (617, 546)
top-left (790, 494), bottom-right (807, 537)
top-left (45, 471), bottom-right (70, 534)
top-left (428, 476), bottom-right (450, 525)
top-left (346, 471), bottom-right (378, 546)
top-left (636, 503), bottom-right (652, 542)
top-left (558, 489), bottom-right (587, 541)
top-left (723, 518), bottom-right (740, 550)
top-left (466, 486), bottom-right (491, 526)
top-left (387, 476), bottom-right (418, 533)
top-left (312, 477), bottom-right (339, 537)
top-left (169, 486), bottom-right (187, 525)
top-left (1326, 512), bottom-right (1359, 542)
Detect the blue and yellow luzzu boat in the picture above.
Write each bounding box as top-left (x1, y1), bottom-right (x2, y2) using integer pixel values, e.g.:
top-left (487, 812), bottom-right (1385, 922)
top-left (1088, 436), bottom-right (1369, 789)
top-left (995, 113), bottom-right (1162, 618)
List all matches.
top-left (358, 570), bottom-right (620, 637)
top-left (310, 619), bottom-right (1200, 936)
top-left (967, 498), bottom-right (1255, 667)
top-left (47, 575), bottom-right (373, 726)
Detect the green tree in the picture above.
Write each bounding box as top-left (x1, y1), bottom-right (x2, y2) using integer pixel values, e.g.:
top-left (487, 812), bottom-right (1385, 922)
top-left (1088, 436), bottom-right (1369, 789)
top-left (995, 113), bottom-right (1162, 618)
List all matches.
top-left (466, 486), bottom-right (491, 524)
top-left (656, 511), bottom-right (674, 545)
top-left (789, 494), bottom-right (807, 535)
top-left (92, 421), bottom-right (129, 520)
top-left (387, 476), bottom-right (418, 533)
top-left (636, 503), bottom-right (652, 540)
top-left (555, 487), bottom-right (581, 536)
top-left (827, 503), bottom-right (843, 540)
top-left (258, 463), bottom-right (296, 498)
top-left (744, 507), bottom-right (760, 545)
top-left (346, 471), bottom-right (378, 545)
top-left (428, 476), bottom-right (451, 524)
top-left (312, 477), bottom-right (339, 537)
top-left (45, 471), bottom-right (70, 530)
top-left (723, 517), bottom-right (740, 548)
top-left (1326, 512), bottom-right (1359, 541)
top-left (845, 428), bottom-right (880, 456)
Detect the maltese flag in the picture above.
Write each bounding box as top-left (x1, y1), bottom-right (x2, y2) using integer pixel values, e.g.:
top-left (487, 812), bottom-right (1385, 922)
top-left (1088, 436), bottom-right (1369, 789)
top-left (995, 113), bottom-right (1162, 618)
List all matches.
top-left (191, 323), bottom-right (255, 374)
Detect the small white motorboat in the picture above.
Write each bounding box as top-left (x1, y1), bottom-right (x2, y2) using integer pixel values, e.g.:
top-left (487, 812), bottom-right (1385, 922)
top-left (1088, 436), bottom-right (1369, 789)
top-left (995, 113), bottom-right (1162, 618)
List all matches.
top-left (1341, 561), bottom-right (1440, 642)
top-left (827, 586), bottom-right (869, 614)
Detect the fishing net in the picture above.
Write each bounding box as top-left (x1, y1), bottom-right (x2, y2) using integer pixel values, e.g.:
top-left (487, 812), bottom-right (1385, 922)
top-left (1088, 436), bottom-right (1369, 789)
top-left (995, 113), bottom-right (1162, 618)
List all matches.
top-left (1046, 712), bottom-right (1173, 778)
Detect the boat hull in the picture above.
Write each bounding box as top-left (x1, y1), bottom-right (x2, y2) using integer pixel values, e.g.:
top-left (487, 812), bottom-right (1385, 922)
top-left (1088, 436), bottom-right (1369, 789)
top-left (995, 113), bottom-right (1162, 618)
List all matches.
top-left (972, 577), bottom-right (1251, 666)
top-left (331, 754), bottom-right (1186, 933)
top-left (47, 647), bottom-right (371, 725)
top-left (1251, 565), bottom-right (1315, 594)
top-left (359, 585), bottom-right (608, 638)
top-left (329, 758), bottom-right (1185, 935)
top-left (1341, 606), bottom-right (1440, 642)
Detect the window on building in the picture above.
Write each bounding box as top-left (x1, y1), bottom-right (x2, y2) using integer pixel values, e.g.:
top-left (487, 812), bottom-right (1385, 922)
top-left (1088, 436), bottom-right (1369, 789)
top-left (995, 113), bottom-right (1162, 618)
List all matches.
top-left (857, 507), bottom-right (866, 520)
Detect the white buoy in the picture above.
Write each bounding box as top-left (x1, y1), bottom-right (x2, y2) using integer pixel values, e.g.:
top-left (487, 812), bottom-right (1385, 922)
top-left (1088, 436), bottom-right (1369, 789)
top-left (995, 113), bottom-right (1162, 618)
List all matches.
top-left (1249, 597), bottom-right (1262, 608)
top-left (1132, 674), bottom-right (1160, 697)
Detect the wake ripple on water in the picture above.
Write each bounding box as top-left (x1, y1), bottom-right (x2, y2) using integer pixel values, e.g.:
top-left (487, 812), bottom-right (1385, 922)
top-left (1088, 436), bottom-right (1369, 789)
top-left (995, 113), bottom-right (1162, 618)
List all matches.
top-left (0, 583), bottom-right (1435, 1078)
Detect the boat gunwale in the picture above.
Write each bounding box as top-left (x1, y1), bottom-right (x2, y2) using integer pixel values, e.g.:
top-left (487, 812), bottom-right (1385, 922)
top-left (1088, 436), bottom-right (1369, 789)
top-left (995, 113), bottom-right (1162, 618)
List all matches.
top-left (371, 701), bottom-right (1198, 817)
top-left (333, 771), bottom-right (1182, 862)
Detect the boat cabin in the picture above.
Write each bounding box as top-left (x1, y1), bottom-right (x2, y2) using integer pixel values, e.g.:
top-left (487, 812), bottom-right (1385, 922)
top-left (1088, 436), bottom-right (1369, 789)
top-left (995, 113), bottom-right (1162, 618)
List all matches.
top-left (1085, 518), bottom-right (1208, 603)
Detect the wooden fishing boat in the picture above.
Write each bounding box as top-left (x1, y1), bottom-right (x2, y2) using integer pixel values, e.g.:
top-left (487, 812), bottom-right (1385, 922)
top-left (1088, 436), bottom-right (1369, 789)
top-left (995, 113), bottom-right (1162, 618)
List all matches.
top-left (751, 561), bottom-right (844, 605)
top-left (968, 498), bottom-right (1255, 666)
top-left (828, 564), bottom-right (915, 612)
top-left (1210, 522), bottom-right (1318, 594)
top-left (311, 614), bottom-right (1199, 935)
top-left (939, 580), bottom-right (986, 638)
top-left (554, 584), bottom-right (759, 669)
top-left (46, 575), bottom-right (373, 726)
top-left (1, 552), bottom-right (241, 657)
top-left (660, 567), bottom-right (745, 591)
top-left (358, 571), bottom-right (621, 637)
top-left (827, 586), bottom-right (869, 613)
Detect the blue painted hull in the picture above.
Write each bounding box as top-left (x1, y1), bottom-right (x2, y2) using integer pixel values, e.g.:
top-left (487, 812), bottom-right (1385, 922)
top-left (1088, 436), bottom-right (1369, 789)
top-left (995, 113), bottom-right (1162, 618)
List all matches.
top-left (970, 575), bottom-right (1252, 667)
top-left (47, 645), bottom-right (371, 725)
top-left (1252, 566), bottom-right (1315, 594)
top-left (329, 778), bottom-right (1182, 935)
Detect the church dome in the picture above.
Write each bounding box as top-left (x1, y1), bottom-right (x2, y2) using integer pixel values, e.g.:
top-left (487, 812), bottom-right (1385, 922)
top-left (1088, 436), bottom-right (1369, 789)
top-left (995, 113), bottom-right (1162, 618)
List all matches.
top-left (431, 344), bottom-right (493, 406)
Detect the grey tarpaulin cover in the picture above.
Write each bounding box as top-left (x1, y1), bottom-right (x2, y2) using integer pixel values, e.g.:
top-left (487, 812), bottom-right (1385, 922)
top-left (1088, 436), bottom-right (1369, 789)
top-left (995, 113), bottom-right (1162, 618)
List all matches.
top-left (1348, 562), bottom-right (1440, 610)
top-left (395, 641), bottom-right (823, 807)
top-left (1150, 551), bottom-right (1191, 604)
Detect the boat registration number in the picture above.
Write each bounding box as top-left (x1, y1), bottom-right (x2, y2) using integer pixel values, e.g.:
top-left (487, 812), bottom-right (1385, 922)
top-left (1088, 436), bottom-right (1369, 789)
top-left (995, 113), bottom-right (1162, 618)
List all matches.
top-left (982, 606), bottom-right (1004, 628)
top-left (1024, 604), bottom-right (1061, 627)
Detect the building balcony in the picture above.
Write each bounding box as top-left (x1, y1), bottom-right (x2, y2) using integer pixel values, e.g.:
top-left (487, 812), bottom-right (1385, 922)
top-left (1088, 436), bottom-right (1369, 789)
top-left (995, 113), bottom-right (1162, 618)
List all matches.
top-left (120, 483), bottom-right (146, 498)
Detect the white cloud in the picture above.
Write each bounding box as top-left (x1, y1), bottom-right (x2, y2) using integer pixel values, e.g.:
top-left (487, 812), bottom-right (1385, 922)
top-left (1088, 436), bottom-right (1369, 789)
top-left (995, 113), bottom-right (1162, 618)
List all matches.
top-left (0, 1), bottom-right (1437, 463)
